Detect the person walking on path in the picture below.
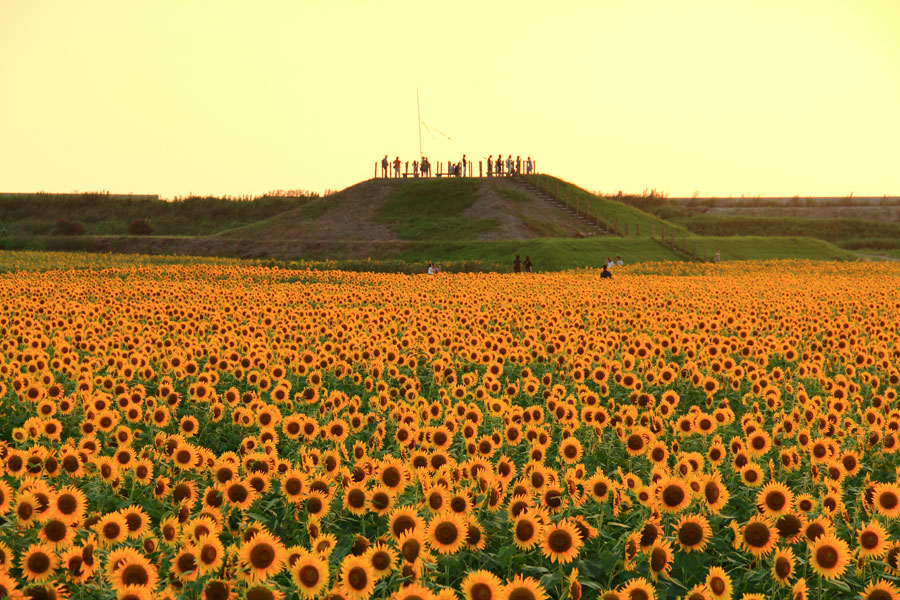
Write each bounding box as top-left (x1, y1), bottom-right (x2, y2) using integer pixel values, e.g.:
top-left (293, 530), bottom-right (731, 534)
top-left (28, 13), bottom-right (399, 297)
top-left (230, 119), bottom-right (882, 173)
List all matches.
top-left (523, 256), bottom-right (532, 272)
top-left (526, 157), bottom-right (533, 174)
top-left (513, 254), bottom-right (522, 273)
top-left (392, 156), bottom-right (401, 178)
top-left (381, 155), bottom-right (388, 178)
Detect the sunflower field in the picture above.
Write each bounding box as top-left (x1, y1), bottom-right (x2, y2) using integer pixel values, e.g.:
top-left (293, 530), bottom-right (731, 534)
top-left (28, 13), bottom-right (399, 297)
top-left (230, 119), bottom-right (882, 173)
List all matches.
top-left (1, 254), bottom-right (900, 600)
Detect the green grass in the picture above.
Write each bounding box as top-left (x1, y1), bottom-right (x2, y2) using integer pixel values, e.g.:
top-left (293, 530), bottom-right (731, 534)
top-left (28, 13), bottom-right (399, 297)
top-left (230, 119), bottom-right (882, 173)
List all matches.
top-left (398, 237), bottom-right (684, 271)
top-left (525, 175), bottom-right (690, 237)
top-left (687, 236), bottom-right (857, 261)
top-left (671, 215), bottom-right (900, 249)
top-left (377, 179), bottom-right (499, 240)
top-left (0, 193), bottom-right (307, 236)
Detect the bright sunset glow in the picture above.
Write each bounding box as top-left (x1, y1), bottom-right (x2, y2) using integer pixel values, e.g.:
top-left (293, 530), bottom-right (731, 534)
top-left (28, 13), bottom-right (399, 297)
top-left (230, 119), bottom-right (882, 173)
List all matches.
top-left (1, 0), bottom-right (898, 198)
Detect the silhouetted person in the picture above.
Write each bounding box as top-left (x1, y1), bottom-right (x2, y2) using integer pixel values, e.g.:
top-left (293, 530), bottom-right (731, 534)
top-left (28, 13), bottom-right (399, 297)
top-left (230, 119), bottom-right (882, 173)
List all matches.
top-left (526, 157), bottom-right (533, 174)
top-left (513, 254), bottom-right (521, 273)
top-left (601, 265), bottom-right (612, 279)
top-left (381, 155), bottom-right (388, 178)
top-left (393, 156), bottom-right (401, 178)
top-left (523, 255), bottom-right (532, 272)
top-left (487, 156), bottom-right (493, 177)
top-left (462, 154), bottom-right (467, 176)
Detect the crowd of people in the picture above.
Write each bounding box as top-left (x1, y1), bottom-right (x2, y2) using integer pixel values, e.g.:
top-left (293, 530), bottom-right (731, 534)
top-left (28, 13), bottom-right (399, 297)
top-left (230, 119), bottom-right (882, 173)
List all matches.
top-left (379, 154), bottom-right (534, 178)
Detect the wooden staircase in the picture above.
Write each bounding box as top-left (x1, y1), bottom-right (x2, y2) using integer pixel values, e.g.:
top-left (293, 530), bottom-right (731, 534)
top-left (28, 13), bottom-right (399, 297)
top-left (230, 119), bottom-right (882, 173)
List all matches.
top-left (513, 176), bottom-right (612, 237)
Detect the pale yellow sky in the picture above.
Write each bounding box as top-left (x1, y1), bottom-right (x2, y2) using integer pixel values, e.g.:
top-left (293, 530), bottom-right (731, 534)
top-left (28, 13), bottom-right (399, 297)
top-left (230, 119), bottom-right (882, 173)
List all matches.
top-left (1, 0), bottom-right (898, 198)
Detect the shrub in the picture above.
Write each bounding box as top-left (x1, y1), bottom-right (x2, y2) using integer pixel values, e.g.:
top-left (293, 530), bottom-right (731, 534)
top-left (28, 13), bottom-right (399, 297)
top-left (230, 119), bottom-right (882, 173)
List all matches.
top-left (129, 218), bottom-right (154, 236)
top-left (54, 218), bottom-right (84, 235)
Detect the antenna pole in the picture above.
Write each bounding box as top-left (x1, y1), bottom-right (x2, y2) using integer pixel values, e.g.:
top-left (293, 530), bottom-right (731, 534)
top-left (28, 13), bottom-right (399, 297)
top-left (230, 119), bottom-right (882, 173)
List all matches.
top-left (417, 88), bottom-right (423, 158)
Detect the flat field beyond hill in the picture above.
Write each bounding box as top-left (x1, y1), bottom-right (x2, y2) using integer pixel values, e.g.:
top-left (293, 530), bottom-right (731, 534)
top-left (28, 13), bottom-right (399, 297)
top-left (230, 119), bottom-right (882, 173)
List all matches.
top-left (1, 253), bottom-right (900, 599)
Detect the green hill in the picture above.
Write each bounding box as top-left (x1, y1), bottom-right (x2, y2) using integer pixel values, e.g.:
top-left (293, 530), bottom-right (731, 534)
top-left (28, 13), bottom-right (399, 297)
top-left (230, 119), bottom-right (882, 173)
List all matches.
top-left (0, 176), bottom-right (860, 270)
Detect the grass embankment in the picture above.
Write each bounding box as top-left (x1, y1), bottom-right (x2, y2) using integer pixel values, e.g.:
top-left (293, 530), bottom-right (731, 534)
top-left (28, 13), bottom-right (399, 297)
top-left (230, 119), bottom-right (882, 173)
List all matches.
top-left (0, 193), bottom-right (308, 236)
top-left (614, 196), bottom-right (900, 252)
top-left (525, 174), bottom-right (688, 237)
top-left (376, 178), bottom-right (497, 240)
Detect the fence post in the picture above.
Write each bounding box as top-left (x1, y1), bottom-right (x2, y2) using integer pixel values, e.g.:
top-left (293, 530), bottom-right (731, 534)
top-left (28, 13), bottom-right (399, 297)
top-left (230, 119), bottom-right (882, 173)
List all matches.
top-left (374, 162), bottom-right (377, 178)
top-left (479, 161), bottom-right (483, 177)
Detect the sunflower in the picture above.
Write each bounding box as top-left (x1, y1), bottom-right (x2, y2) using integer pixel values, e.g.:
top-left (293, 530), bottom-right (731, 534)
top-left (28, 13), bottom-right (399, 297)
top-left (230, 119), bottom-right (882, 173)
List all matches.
top-left (14, 491), bottom-right (40, 526)
top-left (619, 576), bottom-right (656, 600)
top-left (171, 545), bottom-right (200, 581)
top-left (37, 501), bottom-right (71, 536)
top-left (20, 542), bottom-right (57, 582)
top-left (738, 463), bottom-right (764, 488)
top-left (224, 480), bottom-right (257, 510)
top-left (656, 477), bottom-right (691, 513)
top-left (0, 480), bottom-right (13, 516)
top-left (239, 531), bottom-right (286, 581)
top-left (0, 573), bottom-right (18, 599)
top-left (648, 540), bottom-right (673, 582)
top-left (364, 542), bottom-right (398, 579)
top-left (741, 515), bottom-right (777, 557)
top-left (756, 481), bottom-right (794, 517)
top-left (305, 490), bottom-right (332, 521)
top-left (53, 486), bottom-right (87, 525)
top-left (427, 511), bottom-right (465, 555)
top-left (397, 530), bottom-right (430, 566)
top-left (343, 484), bottom-right (368, 516)
top-left (202, 580), bottom-right (232, 600)
top-left (291, 551), bottom-right (330, 599)
top-left (339, 554), bottom-right (375, 600)
top-left (368, 486), bottom-right (395, 517)
top-left (280, 470), bottom-right (309, 505)
top-left (378, 457), bottom-right (409, 492)
top-left (861, 580), bottom-right (900, 600)
top-left (195, 535), bottom-right (225, 574)
top-left (559, 437), bottom-right (584, 463)
top-left (638, 518), bottom-right (663, 551)
top-left (808, 533), bottom-right (850, 580)
top-left (771, 547), bottom-right (795, 586)
top-left (674, 514), bottom-right (712, 553)
top-left (857, 519), bottom-right (891, 559)
top-left (106, 547), bottom-right (159, 592)
top-left (541, 519), bottom-right (583, 564)
top-left (704, 566), bottom-right (732, 600)
top-left (388, 506), bottom-right (424, 541)
top-left (96, 512), bottom-right (129, 547)
top-left (501, 575), bottom-right (548, 600)
top-left (245, 583), bottom-right (284, 600)
top-left (773, 512), bottom-right (806, 545)
top-left (392, 583), bottom-right (436, 600)
top-left (512, 511), bottom-right (544, 550)
top-left (873, 483), bottom-right (900, 519)
top-left (462, 570), bottom-right (503, 600)
top-left (802, 517), bottom-right (833, 545)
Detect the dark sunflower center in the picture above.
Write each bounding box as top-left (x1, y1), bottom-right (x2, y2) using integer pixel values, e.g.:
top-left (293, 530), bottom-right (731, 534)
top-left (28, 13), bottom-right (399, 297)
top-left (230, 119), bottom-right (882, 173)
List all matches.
top-left (662, 484), bottom-right (685, 507)
top-left (816, 545), bottom-right (838, 569)
top-left (516, 520), bottom-right (535, 541)
top-left (435, 521), bottom-right (459, 545)
top-left (548, 529), bottom-right (573, 553)
top-left (121, 564), bottom-right (150, 585)
top-left (249, 543), bottom-right (275, 569)
top-left (347, 566), bottom-right (368, 590)
top-left (44, 520), bottom-right (67, 541)
top-left (299, 564), bottom-right (320, 587)
top-left (27, 552), bottom-right (50, 574)
top-left (508, 588), bottom-right (537, 600)
top-left (880, 492), bottom-right (899, 510)
top-left (678, 522), bottom-right (703, 546)
top-left (766, 491), bottom-right (786, 511)
top-left (744, 522), bottom-right (771, 547)
top-left (382, 467), bottom-right (401, 488)
top-left (775, 557), bottom-right (791, 578)
top-left (472, 582), bottom-right (493, 600)
top-left (650, 547), bottom-right (668, 572)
